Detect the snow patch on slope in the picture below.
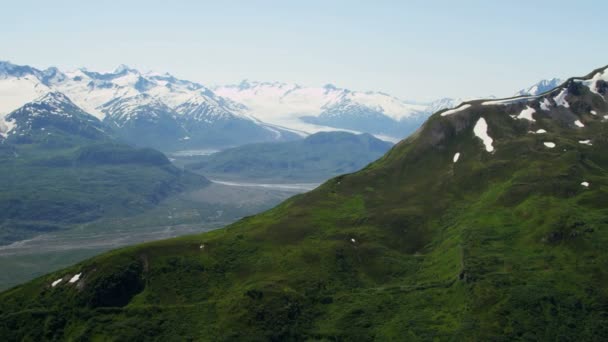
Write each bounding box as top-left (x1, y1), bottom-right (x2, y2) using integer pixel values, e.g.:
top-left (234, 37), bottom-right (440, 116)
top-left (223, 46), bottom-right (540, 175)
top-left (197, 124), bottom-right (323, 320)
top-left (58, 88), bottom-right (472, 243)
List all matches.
top-left (540, 98), bottom-right (552, 111)
top-left (482, 96), bottom-right (536, 106)
top-left (577, 69), bottom-right (608, 95)
top-left (516, 106), bottom-right (536, 122)
top-left (473, 117), bottom-right (494, 152)
top-left (553, 89), bottom-right (570, 108)
top-left (441, 104), bottom-right (471, 116)
top-left (0, 116), bottom-right (16, 138)
top-left (69, 273), bottom-right (82, 283)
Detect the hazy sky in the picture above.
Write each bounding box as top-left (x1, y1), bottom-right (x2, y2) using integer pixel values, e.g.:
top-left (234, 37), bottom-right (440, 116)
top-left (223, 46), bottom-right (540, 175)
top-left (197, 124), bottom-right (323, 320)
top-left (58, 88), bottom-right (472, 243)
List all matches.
top-left (2, 0), bottom-right (607, 101)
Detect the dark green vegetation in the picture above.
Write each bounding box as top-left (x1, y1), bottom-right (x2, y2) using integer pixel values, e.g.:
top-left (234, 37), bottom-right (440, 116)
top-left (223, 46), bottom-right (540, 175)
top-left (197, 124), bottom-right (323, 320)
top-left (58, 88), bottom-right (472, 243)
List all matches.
top-left (3, 66), bottom-right (608, 340)
top-left (0, 142), bottom-right (207, 245)
top-left (187, 131), bottom-right (393, 182)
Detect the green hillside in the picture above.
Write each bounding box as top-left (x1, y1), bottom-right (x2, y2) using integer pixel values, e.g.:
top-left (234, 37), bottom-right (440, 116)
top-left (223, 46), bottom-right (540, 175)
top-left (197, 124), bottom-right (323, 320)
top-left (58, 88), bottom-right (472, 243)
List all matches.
top-left (2, 67), bottom-right (608, 340)
top-left (0, 142), bottom-right (208, 245)
top-left (187, 131), bottom-right (393, 182)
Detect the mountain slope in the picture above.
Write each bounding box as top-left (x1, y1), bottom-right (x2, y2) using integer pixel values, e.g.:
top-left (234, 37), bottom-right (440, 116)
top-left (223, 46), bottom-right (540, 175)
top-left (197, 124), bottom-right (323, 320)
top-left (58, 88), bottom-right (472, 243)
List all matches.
top-left (188, 131), bottom-right (393, 182)
top-left (2, 66), bottom-right (608, 340)
top-left (101, 94), bottom-right (188, 149)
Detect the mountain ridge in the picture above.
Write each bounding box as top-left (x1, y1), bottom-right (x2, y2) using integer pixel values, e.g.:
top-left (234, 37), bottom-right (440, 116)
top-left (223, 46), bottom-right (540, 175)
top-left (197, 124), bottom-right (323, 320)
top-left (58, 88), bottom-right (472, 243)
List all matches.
top-left (0, 61), bottom-right (473, 146)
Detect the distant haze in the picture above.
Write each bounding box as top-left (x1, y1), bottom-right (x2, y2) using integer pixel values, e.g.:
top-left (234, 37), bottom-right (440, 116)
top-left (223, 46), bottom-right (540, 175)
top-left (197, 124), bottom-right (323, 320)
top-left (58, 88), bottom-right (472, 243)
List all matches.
top-left (2, 0), bottom-right (607, 101)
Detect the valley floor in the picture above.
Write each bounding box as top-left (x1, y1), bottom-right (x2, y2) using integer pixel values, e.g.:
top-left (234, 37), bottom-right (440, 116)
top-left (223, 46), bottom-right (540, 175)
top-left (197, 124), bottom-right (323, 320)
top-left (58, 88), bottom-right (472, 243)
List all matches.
top-left (0, 179), bottom-right (311, 291)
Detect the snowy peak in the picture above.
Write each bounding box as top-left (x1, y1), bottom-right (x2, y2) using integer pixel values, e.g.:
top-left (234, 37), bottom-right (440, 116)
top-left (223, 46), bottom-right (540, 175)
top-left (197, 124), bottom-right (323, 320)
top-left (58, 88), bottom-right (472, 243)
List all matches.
top-left (101, 93), bottom-right (174, 125)
top-left (174, 95), bottom-right (242, 124)
top-left (40, 67), bottom-right (67, 85)
top-left (33, 91), bottom-right (76, 107)
top-left (10, 91), bottom-right (97, 121)
top-left (113, 64), bottom-right (137, 74)
top-left (3, 90), bottom-right (109, 142)
top-left (40, 64), bottom-right (238, 123)
top-left (0, 61), bottom-right (41, 79)
top-left (515, 78), bottom-right (564, 96)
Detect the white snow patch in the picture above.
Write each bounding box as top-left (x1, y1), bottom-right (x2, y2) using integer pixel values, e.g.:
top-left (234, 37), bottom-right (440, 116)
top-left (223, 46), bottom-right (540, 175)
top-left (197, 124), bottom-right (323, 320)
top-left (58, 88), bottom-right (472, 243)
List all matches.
top-left (577, 70), bottom-right (608, 95)
top-left (473, 117), bottom-right (494, 152)
top-left (516, 106), bottom-right (536, 122)
top-left (51, 278), bottom-right (63, 287)
top-left (543, 142), bottom-right (556, 148)
top-left (574, 120), bottom-right (584, 128)
top-left (350, 238), bottom-right (356, 243)
top-left (540, 98), bottom-right (552, 111)
top-left (69, 273), bottom-right (82, 283)
top-left (579, 140), bottom-right (592, 145)
top-left (581, 181), bottom-right (590, 187)
top-left (453, 152), bottom-right (461, 163)
top-left (0, 117), bottom-right (17, 138)
top-left (440, 104), bottom-right (471, 116)
top-left (553, 89), bottom-right (570, 108)
top-left (591, 110), bottom-right (597, 115)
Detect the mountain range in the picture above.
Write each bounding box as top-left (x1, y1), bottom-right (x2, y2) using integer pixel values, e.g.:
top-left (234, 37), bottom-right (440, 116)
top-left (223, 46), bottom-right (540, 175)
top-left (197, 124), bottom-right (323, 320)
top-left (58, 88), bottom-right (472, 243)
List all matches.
top-left (0, 61), bottom-right (494, 148)
top-left (0, 62), bottom-right (298, 150)
top-left (515, 77), bottom-right (564, 96)
top-left (2, 63), bottom-right (606, 340)
top-left (213, 81), bottom-right (443, 140)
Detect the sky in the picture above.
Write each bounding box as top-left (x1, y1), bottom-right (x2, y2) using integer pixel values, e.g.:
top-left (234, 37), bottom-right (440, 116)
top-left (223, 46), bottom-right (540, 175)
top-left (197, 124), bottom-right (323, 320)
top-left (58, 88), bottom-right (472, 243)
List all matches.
top-left (1, 0), bottom-right (607, 102)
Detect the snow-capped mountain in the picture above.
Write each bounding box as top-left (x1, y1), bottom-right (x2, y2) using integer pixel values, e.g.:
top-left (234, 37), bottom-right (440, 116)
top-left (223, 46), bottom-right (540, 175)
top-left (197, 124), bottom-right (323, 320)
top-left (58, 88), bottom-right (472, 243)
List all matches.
top-left (100, 94), bottom-right (186, 148)
top-left (0, 61), bottom-right (296, 150)
top-left (1, 91), bottom-right (110, 143)
top-left (0, 62), bottom-right (52, 117)
top-left (515, 78), bottom-right (564, 96)
top-left (213, 81), bottom-right (434, 139)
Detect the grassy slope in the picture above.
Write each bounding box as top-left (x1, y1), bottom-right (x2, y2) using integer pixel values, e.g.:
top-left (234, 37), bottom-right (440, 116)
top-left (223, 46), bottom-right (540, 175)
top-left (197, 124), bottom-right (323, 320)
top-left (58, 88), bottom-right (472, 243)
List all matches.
top-left (2, 74), bottom-right (608, 340)
top-left (187, 132), bottom-right (393, 182)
